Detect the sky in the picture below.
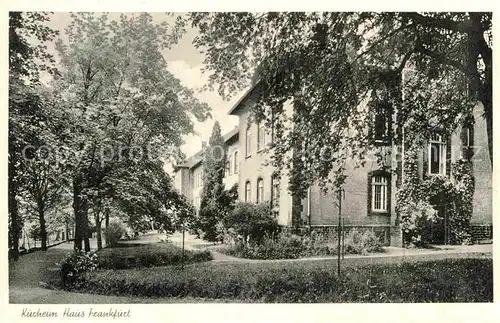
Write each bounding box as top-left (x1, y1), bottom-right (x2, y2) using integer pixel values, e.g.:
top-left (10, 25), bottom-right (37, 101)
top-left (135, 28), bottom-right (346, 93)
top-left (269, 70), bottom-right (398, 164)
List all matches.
top-left (43, 12), bottom-right (242, 168)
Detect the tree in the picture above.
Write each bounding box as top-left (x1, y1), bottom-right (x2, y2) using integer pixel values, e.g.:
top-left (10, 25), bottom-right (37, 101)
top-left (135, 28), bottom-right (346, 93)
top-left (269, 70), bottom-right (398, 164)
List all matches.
top-left (194, 121), bottom-right (227, 242)
top-left (52, 13), bottom-right (210, 251)
top-left (8, 12), bottom-right (58, 259)
top-left (188, 12), bottom-right (492, 197)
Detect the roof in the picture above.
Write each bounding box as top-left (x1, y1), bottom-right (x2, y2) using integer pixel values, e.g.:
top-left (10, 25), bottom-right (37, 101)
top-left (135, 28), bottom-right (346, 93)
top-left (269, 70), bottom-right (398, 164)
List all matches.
top-left (173, 127), bottom-right (240, 171)
top-left (228, 80), bottom-right (261, 115)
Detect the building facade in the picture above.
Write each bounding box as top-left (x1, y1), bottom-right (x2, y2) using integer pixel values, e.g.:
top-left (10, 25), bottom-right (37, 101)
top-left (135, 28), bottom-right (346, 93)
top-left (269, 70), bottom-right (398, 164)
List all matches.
top-left (173, 84), bottom-right (492, 246)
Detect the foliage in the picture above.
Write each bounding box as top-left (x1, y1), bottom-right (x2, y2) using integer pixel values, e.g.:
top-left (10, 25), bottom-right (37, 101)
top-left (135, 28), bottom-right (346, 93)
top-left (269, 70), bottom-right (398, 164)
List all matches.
top-left (42, 12), bottom-right (210, 250)
top-left (103, 221), bottom-right (126, 247)
top-left (96, 242), bottom-right (212, 269)
top-left (223, 202), bottom-right (279, 245)
top-left (221, 228), bottom-right (382, 260)
top-left (194, 121), bottom-right (230, 242)
top-left (8, 12), bottom-right (59, 257)
top-left (398, 146), bottom-right (474, 246)
top-left (67, 257), bottom-right (492, 302)
top-left (187, 12), bottom-right (492, 197)
top-left (344, 229), bottom-right (384, 255)
top-left (59, 249), bottom-right (99, 288)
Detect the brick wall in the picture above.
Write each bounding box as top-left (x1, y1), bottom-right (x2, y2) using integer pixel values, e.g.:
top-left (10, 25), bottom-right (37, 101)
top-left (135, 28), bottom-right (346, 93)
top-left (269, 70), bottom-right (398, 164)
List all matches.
top-left (470, 224), bottom-right (493, 242)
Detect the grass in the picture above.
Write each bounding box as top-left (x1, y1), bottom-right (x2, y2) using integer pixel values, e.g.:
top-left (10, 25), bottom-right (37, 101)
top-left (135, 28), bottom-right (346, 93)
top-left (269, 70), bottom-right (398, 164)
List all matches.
top-left (96, 242), bottom-right (213, 269)
top-left (69, 255), bottom-right (492, 302)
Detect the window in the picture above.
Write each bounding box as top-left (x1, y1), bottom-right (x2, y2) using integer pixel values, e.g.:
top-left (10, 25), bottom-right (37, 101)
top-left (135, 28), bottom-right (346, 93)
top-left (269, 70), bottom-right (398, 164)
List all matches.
top-left (257, 122), bottom-right (266, 151)
top-left (234, 151), bottom-right (239, 174)
top-left (227, 154), bottom-right (233, 176)
top-left (271, 175), bottom-right (280, 209)
top-left (245, 125), bottom-right (252, 157)
top-left (428, 133), bottom-right (446, 175)
top-left (245, 181), bottom-right (251, 202)
top-left (257, 178), bottom-right (264, 203)
top-left (194, 171), bottom-right (202, 188)
top-left (371, 176), bottom-right (388, 212)
top-left (371, 103), bottom-right (391, 144)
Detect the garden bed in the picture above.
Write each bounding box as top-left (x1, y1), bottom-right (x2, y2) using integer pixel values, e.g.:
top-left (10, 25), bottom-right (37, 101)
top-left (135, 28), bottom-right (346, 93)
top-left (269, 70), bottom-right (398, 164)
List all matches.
top-left (215, 229), bottom-right (384, 260)
top-left (96, 242), bottom-right (213, 269)
top-left (67, 257), bottom-right (492, 302)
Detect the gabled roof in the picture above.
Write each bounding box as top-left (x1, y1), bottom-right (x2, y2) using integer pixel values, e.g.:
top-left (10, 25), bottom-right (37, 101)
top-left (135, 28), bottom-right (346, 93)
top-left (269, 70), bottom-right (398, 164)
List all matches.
top-left (173, 127), bottom-right (240, 171)
top-left (228, 80), bottom-right (261, 115)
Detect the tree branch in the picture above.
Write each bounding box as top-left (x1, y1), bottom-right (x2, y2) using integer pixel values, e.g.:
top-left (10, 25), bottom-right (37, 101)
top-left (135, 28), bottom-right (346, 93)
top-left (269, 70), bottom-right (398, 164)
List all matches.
top-left (403, 13), bottom-right (473, 34)
top-left (415, 43), bottom-right (469, 74)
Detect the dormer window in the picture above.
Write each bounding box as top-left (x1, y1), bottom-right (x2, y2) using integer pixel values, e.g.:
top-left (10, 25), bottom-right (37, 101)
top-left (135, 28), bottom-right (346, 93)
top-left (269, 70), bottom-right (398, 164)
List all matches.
top-left (428, 133), bottom-right (447, 175)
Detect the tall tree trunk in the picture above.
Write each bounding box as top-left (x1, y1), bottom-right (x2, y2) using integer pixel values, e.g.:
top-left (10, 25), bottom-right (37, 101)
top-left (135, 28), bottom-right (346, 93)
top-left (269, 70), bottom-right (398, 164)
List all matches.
top-left (83, 203), bottom-right (91, 252)
top-left (65, 218), bottom-right (70, 242)
top-left (38, 206), bottom-right (47, 251)
top-left (73, 175), bottom-right (84, 250)
top-left (8, 143), bottom-right (20, 260)
top-left (95, 212), bottom-right (102, 250)
top-left (105, 209), bottom-right (109, 228)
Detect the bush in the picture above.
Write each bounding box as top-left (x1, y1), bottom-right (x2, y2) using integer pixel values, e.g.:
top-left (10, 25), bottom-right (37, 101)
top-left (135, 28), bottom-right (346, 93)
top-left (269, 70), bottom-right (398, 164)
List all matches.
top-left (58, 250), bottom-right (99, 288)
top-left (96, 243), bottom-right (213, 269)
top-left (103, 221), bottom-right (126, 247)
top-left (221, 232), bottom-right (337, 260)
top-left (69, 257), bottom-right (492, 302)
top-left (344, 229), bottom-right (383, 255)
top-left (220, 228), bottom-right (383, 260)
top-left (223, 202), bottom-right (279, 244)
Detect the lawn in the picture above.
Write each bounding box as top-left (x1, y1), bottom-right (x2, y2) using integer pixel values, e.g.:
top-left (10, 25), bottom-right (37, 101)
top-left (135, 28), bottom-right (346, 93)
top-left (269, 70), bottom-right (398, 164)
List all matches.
top-left (68, 255), bottom-right (492, 302)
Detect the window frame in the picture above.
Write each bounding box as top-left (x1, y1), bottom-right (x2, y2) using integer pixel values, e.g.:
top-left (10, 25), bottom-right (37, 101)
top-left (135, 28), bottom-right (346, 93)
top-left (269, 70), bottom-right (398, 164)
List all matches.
top-left (271, 175), bottom-right (280, 210)
top-left (234, 151), bottom-right (239, 174)
top-left (428, 132), bottom-right (447, 175)
top-left (257, 122), bottom-right (266, 152)
top-left (367, 170), bottom-right (391, 216)
top-left (257, 178), bottom-right (264, 203)
top-left (371, 175), bottom-right (388, 212)
top-left (245, 124), bottom-right (252, 158)
top-left (245, 181), bottom-right (251, 202)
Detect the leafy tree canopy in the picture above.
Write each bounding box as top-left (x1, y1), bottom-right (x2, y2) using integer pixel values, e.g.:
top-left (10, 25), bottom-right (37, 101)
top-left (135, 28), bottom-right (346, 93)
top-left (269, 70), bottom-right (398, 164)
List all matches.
top-left (188, 12), bottom-right (492, 197)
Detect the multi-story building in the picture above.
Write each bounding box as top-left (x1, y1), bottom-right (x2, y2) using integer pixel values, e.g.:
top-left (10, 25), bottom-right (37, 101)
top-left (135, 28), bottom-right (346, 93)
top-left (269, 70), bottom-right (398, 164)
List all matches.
top-left (173, 127), bottom-right (239, 211)
top-left (173, 82), bottom-right (492, 246)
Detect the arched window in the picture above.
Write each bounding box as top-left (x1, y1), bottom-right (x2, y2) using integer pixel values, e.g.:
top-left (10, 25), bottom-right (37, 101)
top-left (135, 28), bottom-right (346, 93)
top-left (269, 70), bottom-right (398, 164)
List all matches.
top-left (257, 122), bottom-right (266, 151)
top-left (257, 178), bottom-right (264, 203)
top-left (245, 181), bottom-right (251, 202)
top-left (245, 124), bottom-right (252, 157)
top-left (271, 174), bottom-right (280, 209)
top-left (371, 176), bottom-right (388, 212)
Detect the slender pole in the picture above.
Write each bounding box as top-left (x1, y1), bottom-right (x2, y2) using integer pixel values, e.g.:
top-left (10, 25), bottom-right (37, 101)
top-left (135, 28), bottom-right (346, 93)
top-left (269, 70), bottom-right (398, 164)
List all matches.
top-left (342, 218), bottom-right (345, 259)
top-left (181, 223), bottom-right (185, 270)
top-left (337, 188), bottom-right (342, 276)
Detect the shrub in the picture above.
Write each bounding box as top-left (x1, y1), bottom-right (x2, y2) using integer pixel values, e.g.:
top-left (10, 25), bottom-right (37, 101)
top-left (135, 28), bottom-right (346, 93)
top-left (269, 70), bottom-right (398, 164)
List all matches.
top-left (58, 250), bottom-right (99, 288)
top-left (221, 232), bottom-right (337, 260)
top-left (103, 221), bottom-right (126, 247)
top-left (220, 228), bottom-right (383, 260)
top-left (344, 229), bottom-right (383, 255)
top-left (96, 243), bottom-right (213, 269)
top-left (223, 202), bottom-right (279, 244)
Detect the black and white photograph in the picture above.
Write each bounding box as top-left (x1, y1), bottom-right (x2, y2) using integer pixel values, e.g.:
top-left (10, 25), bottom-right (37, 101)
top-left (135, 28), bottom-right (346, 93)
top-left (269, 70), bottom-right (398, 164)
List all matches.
top-left (5, 4), bottom-right (494, 312)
